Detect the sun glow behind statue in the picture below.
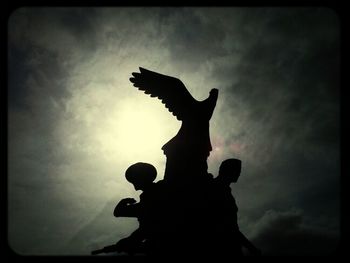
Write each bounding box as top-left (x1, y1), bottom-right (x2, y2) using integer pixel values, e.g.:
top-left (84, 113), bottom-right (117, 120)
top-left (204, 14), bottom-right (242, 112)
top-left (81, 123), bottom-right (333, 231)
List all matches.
top-left (115, 98), bottom-right (179, 164)
top-left (58, 76), bottom-right (180, 185)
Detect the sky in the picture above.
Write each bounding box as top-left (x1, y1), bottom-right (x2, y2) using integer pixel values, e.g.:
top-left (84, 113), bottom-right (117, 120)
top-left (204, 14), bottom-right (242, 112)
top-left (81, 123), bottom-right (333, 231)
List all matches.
top-left (7, 7), bottom-right (340, 256)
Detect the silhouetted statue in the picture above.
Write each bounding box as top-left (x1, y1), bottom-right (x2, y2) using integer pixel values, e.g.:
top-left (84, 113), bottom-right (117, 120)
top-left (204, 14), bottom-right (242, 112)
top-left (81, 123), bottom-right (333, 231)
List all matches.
top-left (130, 67), bottom-right (218, 184)
top-left (93, 68), bottom-right (263, 258)
top-left (115, 162), bottom-right (170, 256)
top-left (128, 67), bottom-right (224, 257)
top-left (92, 163), bottom-right (166, 255)
top-left (206, 159), bottom-right (261, 257)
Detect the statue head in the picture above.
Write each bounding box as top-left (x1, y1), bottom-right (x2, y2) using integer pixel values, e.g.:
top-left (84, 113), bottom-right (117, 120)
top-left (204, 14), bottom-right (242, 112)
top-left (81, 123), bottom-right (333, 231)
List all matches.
top-left (125, 162), bottom-right (157, 190)
top-left (218, 158), bottom-right (242, 184)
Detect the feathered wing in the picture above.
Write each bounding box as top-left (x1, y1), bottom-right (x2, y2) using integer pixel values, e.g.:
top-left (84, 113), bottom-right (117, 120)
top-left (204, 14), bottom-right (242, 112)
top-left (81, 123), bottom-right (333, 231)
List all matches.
top-left (129, 67), bottom-right (197, 120)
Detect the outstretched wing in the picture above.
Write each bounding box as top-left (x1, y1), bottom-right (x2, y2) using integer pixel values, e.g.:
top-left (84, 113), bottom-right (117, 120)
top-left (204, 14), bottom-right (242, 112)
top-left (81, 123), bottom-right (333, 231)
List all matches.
top-left (129, 67), bottom-right (197, 120)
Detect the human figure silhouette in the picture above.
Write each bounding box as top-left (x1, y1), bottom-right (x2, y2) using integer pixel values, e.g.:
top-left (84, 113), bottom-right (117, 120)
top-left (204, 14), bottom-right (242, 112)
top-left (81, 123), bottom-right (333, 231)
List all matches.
top-left (112, 162), bottom-right (166, 255)
top-left (130, 67), bottom-right (218, 185)
top-left (206, 158), bottom-right (261, 257)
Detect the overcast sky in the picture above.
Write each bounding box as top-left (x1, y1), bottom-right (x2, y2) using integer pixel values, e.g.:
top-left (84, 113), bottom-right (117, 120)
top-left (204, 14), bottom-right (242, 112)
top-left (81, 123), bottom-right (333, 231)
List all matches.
top-left (8, 7), bottom-right (340, 256)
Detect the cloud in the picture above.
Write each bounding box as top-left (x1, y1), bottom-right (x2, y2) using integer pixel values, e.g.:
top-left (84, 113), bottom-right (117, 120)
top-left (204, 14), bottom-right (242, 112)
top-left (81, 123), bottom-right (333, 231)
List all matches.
top-left (59, 200), bottom-right (139, 255)
top-left (248, 209), bottom-right (339, 255)
top-left (7, 7), bottom-right (340, 255)
top-left (8, 7), bottom-right (178, 255)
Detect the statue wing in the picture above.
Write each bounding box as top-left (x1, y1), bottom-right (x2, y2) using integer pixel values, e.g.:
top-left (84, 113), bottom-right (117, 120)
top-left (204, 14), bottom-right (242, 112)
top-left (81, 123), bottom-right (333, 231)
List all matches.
top-left (129, 67), bottom-right (197, 120)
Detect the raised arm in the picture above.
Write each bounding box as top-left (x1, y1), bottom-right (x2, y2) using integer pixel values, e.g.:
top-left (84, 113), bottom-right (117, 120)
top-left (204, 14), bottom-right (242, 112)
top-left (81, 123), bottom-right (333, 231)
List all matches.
top-left (113, 198), bottom-right (139, 217)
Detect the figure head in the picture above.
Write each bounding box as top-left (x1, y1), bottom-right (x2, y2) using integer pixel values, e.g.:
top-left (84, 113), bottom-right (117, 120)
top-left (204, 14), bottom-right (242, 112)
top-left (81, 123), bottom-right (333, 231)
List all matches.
top-left (125, 162), bottom-right (157, 191)
top-left (218, 158), bottom-right (242, 184)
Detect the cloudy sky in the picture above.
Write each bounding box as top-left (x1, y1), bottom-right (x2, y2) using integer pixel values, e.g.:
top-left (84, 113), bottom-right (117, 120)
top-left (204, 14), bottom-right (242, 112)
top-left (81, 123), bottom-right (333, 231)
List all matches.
top-left (8, 7), bottom-right (340, 256)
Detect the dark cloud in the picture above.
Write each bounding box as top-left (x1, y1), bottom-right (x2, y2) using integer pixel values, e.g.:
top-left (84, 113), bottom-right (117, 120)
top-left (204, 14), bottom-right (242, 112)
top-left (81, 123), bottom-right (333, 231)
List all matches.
top-left (56, 8), bottom-right (98, 39)
top-left (206, 7), bottom-right (340, 220)
top-left (8, 45), bottom-right (32, 110)
top-left (250, 209), bottom-right (339, 255)
top-left (159, 8), bottom-right (229, 71)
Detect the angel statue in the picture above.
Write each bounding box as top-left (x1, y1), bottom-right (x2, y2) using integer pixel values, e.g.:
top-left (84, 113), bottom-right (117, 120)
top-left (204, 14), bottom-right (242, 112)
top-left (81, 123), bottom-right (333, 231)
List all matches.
top-left (130, 67), bottom-right (218, 184)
